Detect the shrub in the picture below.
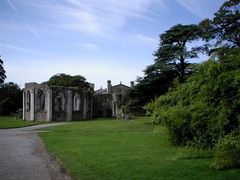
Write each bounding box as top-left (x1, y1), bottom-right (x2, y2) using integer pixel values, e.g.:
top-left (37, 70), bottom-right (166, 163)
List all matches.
top-left (146, 52), bottom-right (240, 148)
top-left (211, 132), bottom-right (240, 170)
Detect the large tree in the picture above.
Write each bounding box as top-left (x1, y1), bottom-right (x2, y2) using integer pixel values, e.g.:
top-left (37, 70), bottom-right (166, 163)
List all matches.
top-left (153, 24), bottom-right (203, 81)
top-left (0, 82), bottom-right (22, 115)
top-left (125, 24), bottom-right (203, 114)
top-left (46, 73), bottom-right (92, 90)
top-left (126, 66), bottom-right (176, 115)
top-left (0, 57), bottom-right (7, 84)
top-left (200, 0), bottom-right (240, 48)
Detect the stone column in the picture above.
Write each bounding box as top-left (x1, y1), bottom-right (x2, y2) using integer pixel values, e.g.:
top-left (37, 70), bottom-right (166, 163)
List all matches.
top-left (22, 90), bottom-right (25, 120)
top-left (66, 90), bottom-right (72, 121)
top-left (46, 89), bottom-right (52, 122)
top-left (107, 80), bottom-right (112, 94)
top-left (30, 89), bottom-right (35, 121)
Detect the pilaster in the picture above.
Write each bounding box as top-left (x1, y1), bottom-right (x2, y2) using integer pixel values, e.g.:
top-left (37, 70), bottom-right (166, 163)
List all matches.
top-left (30, 89), bottom-right (35, 121)
top-left (47, 89), bottom-right (52, 122)
top-left (66, 90), bottom-right (72, 121)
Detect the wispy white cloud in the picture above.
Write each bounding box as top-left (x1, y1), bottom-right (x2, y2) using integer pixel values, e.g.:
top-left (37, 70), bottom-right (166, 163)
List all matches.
top-left (175, 0), bottom-right (225, 19)
top-left (5, 0), bottom-right (18, 12)
top-left (20, 0), bottom-right (167, 35)
top-left (135, 34), bottom-right (158, 45)
top-left (0, 42), bottom-right (45, 55)
top-left (25, 23), bottom-right (40, 40)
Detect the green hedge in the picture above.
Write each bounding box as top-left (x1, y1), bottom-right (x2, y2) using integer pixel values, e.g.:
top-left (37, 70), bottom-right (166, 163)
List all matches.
top-left (211, 132), bottom-right (240, 170)
top-left (145, 52), bottom-right (240, 148)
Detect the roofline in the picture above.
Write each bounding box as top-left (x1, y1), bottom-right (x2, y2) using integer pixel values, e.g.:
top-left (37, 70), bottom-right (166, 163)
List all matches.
top-left (111, 84), bottom-right (130, 88)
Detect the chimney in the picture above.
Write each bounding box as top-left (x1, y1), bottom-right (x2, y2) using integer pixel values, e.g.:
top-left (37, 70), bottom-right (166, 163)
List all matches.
top-left (89, 83), bottom-right (95, 90)
top-left (107, 80), bottom-right (112, 93)
top-left (130, 81), bottom-right (134, 88)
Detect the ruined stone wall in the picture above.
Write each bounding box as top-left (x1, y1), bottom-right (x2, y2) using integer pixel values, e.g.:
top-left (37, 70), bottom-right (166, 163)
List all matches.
top-left (51, 87), bottom-right (69, 121)
top-left (111, 85), bottom-right (130, 117)
top-left (93, 94), bottom-right (112, 118)
top-left (23, 81), bottom-right (131, 121)
top-left (23, 83), bottom-right (49, 121)
top-left (93, 84), bottom-right (130, 118)
top-left (72, 90), bottom-right (93, 120)
top-left (23, 83), bottom-right (93, 122)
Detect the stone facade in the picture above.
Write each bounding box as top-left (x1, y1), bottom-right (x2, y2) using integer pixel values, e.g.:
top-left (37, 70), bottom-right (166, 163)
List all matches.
top-left (23, 83), bottom-right (93, 122)
top-left (93, 80), bottom-right (130, 118)
top-left (23, 80), bottom-right (131, 121)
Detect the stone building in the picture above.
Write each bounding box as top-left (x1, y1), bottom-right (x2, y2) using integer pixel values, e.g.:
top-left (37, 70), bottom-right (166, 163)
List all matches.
top-left (23, 80), bottom-right (131, 121)
top-left (23, 83), bottom-right (93, 122)
top-left (93, 80), bottom-right (131, 118)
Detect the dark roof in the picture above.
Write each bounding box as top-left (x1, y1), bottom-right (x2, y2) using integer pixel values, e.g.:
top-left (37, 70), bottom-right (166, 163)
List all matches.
top-left (94, 83), bottom-right (130, 95)
top-left (111, 83), bottom-right (130, 89)
top-left (95, 88), bottom-right (107, 95)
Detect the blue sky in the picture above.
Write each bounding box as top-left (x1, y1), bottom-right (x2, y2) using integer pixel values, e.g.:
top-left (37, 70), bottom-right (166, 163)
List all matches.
top-left (0, 0), bottom-right (225, 89)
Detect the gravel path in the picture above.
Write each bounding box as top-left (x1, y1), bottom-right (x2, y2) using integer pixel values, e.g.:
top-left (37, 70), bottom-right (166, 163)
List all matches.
top-left (0, 123), bottom-right (73, 180)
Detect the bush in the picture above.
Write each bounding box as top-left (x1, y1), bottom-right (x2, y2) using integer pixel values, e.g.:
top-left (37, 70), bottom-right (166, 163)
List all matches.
top-left (211, 132), bottom-right (240, 170)
top-left (145, 52), bottom-right (240, 148)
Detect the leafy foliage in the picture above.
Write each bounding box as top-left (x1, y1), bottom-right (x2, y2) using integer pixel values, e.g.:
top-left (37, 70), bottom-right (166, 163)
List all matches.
top-left (143, 1), bottom-right (240, 170)
top-left (0, 82), bottom-right (22, 115)
top-left (46, 73), bottom-right (92, 90)
top-left (0, 57), bottom-right (7, 84)
top-left (145, 51), bottom-right (240, 148)
top-left (126, 65), bottom-right (176, 115)
top-left (125, 24), bottom-right (203, 114)
top-left (154, 24), bottom-right (203, 81)
top-left (211, 132), bottom-right (240, 169)
top-left (200, 0), bottom-right (240, 48)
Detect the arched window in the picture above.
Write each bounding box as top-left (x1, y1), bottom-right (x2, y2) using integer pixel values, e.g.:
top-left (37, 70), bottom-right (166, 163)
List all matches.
top-left (73, 93), bottom-right (80, 111)
top-left (36, 90), bottom-right (45, 112)
top-left (54, 90), bottom-right (65, 112)
top-left (26, 91), bottom-right (31, 111)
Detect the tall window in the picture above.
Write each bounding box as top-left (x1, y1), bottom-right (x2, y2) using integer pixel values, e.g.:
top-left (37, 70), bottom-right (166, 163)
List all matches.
top-left (73, 93), bottom-right (80, 111)
top-left (26, 91), bottom-right (31, 111)
top-left (36, 90), bottom-right (45, 112)
top-left (54, 90), bottom-right (65, 112)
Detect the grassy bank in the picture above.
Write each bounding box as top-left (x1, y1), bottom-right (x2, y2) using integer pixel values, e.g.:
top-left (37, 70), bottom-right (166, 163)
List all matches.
top-left (0, 116), bottom-right (45, 129)
top-left (39, 117), bottom-right (240, 180)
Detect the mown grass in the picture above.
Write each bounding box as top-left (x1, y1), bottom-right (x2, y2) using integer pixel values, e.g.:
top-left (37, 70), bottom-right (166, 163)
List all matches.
top-left (39, 117), bottom-right (240, 180)
top-left (0, 116), bottom-right (45, 129)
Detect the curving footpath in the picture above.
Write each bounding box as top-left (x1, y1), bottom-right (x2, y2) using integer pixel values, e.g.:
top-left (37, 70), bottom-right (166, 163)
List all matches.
top-left (0, 123), bottom-right (72, 180)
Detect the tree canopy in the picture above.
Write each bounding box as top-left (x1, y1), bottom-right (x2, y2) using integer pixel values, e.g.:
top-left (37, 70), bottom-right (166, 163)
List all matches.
top-left (153, 24), bottom-right (203, 81)
top-left (0, 82), bottom-right (22, 115)
top-left (46, 73), bottom-right (92, 90)
top-left (200, 0), bottom-right (240, 48)
top-left (0, 57), bottom-right (7, 84)
top-left (125, 24), bottom-right (203, 114)
top-left (145, 0), bottom-right (240, 170)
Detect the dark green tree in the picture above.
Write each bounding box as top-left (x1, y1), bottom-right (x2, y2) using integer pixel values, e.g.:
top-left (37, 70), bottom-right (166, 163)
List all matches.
top-left (200, 0), bottom-right (240, 48)
top-left (125, 24), bottom-right (203, 114)
top-left (0, 57), bottom-right (7, 84)
top-left (46, 73), bottom-right (92, 90)
top-left (125, 63), bottom-right (176, 115)
top-left (0, 82), bottom-right (22, 115)
top-left (154, 24), bottom-right (203, 81)
top-left (145, 50), bottom-right (240, 148)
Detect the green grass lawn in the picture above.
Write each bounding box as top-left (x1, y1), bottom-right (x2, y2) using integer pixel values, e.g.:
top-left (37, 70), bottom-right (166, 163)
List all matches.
top-left (0, 116), bottom-right (45, 129)
top-left (39, 117), bottom-right (240, 180)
